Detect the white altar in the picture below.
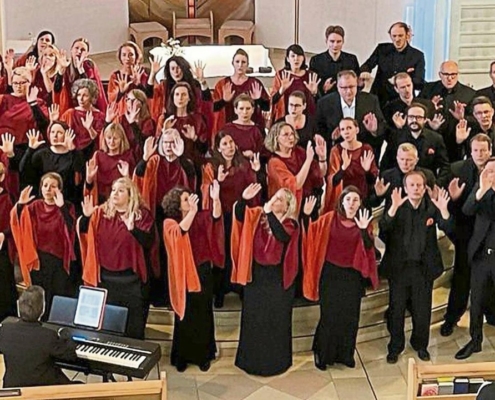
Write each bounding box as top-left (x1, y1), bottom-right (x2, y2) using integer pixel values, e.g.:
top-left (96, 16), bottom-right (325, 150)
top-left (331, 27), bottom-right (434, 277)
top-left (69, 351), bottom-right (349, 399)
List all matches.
top-left (150, 44), bottom-right (276, 82)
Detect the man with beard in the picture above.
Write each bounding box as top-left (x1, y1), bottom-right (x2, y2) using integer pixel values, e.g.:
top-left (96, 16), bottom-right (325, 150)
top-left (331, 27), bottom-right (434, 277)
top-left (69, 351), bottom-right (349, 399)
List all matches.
top-left (384, 103), bottom-right (449, 179)
top-left (360, 22), bottom-right (425, 107)
top-left (439, 134), bottom-right (495, 337)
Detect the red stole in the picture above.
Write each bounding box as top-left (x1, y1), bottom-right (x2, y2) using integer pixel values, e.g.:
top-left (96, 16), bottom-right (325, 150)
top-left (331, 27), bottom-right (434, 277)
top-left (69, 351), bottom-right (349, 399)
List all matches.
top-left (61, 108), bottom-right (105, 150)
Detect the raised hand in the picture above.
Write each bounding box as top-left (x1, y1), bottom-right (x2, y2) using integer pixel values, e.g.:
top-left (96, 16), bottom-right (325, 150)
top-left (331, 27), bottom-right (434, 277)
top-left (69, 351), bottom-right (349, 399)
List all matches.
top-left (392, 112), bottom-right (406, 129)
top-left (222, 82), bottom-right (235, 102)
top-left (303, 195), bottom-right (317, 216)
top-left (81, 195), bottom-right (96, 217)
top-left (25, 55), bottom-right (38, 72)
top-left (81, 111), bottom-right (94, 131)
top-left (26, 86), bottom-right (39, 103)
top-left (149, 54), bottom-right (163, 75)
top-left (323, 77), bottom-right (335, 93)
top-left (85, 158), bottom-right (98, 184)
top-left (431, 187), bottom-right (450, 213)
top-left (363, 112), bottom-right (378, 134)
top-left (116, 73), bottom-right (131, 94)
top-left (53, 188), bottom-right (64, 208)
top-left (431, 95), bottom-right (444, 111)
top-left (249, 152), bottom-right (261, 172)
top-left (279, 70), bottom-right (294, 94)
top-left (143, 136), bottom-right (157, 161)
top-left (374, 177), bottom-right (391, 197)
top-left (125, 99), bottom-right (140, 124)
top-left (48, 103), bottom-right (60, 122)
top-left (26, 129), bottom-right (45, 149)
top-left (171, 135), bottom-right (184, 157)
top-left (479, 166), bottom-right (494, 194)
top-left (163, 115), bottom-right (177, 130)
top-left (456, 119), bottom-right (471, 144)
top-left (303, 72), bottom-right (321, 95)
top-left (426, 184), bottom-right (439, 201)
top-left (249, 81), bottom-right (263, 100)
top-left (331, 127), bottom-right (341, 141)
top-left (264, 191), bottom-right (282, 214)
top-left (187, 193), bottom-right (199, 214)
top-left (74, 52), bottom-right (87, 72)
top-left (40, 57), bottom-right (51, 75)
top-left (132, 65), bottom-right (144, 86)
top-left (4, 49), bottom-right (14, 74)
top-left (314, 134), bottom-right (327, 161)
top-left (390, 187), bottom-right (408, 210)
top-left (427, 113), bottom-right (445, 131)
top-left (354, 208), bottom-right (373, 229)
top-left (217, 164), bottom-right (229, 182)
top-left (121, 211), bottom-right (135, 231)
top-left (341, 148), bottom-right (351, 170)
top-left (242, 183), bottom-right (262, 200)
top-left (0, 133), bottom-right (15, 157)
top-left (360, 150), bottom-right (374, 172)
top-left (182, 124), bottom-right (197, 141)
top-left (359, 72), bottom-right (372, 82)
top-left (193, 60), bottom-right (206, 82)
top-left (64, 128), bottom-right (76, 150)
top-left (117, 160), bottom-right (130, 177)
top-left (105, 102), bottom-right (118, 123)
top-left (448, 177), bottom-right (466, 201)
top-left (242, 150), bottom-right (254, 159)
top-left (209, 179), bottom-right (220, 201)
top-left (57, 49), bottom-right (71, 70)
top-left (18, 186), bottom-right (35, 205)
top-left (0, 232), bottom-right (5, 251)
top-left (305, 140), bottom-right (315, 161)
top-left (450, 100), bottom-right (466, 120)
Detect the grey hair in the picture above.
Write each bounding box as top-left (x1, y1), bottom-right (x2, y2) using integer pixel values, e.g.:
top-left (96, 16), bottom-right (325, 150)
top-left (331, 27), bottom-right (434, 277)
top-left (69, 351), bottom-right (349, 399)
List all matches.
top-left (71, 78), bottom-right (99, 104)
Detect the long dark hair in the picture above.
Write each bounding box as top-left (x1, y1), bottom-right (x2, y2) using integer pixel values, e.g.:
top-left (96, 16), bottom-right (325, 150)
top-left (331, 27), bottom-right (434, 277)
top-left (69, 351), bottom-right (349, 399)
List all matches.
top-left (164, 56), bottom-right (199, 95)
top-left (166, 82), bottom-right (196, 115)
top-left (210, 131), bottom-right (246, 171)
top-left (284, 44), bottom-right (307, 70)
top-left (161, 186), bottom-right (191, 220)
top-left (31, 31), bottom-right (56, 60)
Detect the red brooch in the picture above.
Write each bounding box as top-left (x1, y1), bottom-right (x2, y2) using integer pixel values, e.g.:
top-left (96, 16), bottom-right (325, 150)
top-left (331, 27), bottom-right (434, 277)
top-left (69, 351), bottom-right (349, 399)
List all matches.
top-left (426, 218), bottom-right (434, 226)
top-left (427, 148), bottom-right (435, 155)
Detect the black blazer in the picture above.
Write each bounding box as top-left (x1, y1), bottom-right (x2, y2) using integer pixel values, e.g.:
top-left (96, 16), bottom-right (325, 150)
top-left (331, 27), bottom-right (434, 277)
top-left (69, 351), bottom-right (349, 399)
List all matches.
top-left (315, 91), bottom-right (386, 150)
top-left (379, 197), bottom-right (454, 281)
top-left (463, 185), bottom-right (495, 264)
top-left (0, 320), bottom-right (77, 388)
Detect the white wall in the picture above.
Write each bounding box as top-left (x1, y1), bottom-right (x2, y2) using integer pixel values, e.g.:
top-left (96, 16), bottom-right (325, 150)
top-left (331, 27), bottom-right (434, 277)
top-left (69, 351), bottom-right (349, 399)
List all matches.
top-left (2, 0), bottom-right (129, 54)
top-left (255, 0), bottom-right (295, 49)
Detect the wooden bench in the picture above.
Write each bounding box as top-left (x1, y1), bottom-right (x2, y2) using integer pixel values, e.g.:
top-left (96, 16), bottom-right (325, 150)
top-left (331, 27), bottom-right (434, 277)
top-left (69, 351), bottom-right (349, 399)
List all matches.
top-left (0, 372), bottom-right (167, 400)
top-left (218, 20), bottom-right (255, 44)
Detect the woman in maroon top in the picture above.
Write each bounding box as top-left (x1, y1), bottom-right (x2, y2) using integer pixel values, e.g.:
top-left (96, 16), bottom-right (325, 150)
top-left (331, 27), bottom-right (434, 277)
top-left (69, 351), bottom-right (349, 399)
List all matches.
top-left (220, 94), bottom-right (265, 159)
top-left (0, 163), bottom-right (17, 321)
top-left (59, 78), bottom-right (105, 160)
top-left (106, 89), bottom-right (155, 161)
top-left (270, 44), bottom-right (320, 122)
top-left (85, 123), bottom-right (135, 204)
top-left (201, 131), bottom-right (262, 308)
top-left (302, 186), bottom-right (378, 370)
top-left (162, 183), bottom-right (224, 372)
top-left (232, 185), bottom-right (299, 376)
top-left (156, 82), bottom-right (209, 169)
top-left (212, 48), bottom-right (269, 133)
top-left (10, 173), bottom-right (76, 317)
top-left (79, 177), bottom-right (155, 339)
top-left (326, 117), bottom-right (378, 211)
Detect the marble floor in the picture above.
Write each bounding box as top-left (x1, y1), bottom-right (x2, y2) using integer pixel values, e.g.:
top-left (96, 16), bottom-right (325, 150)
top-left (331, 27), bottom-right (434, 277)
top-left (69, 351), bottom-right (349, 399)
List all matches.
top-left (1, 313), bottom-right (494, 400)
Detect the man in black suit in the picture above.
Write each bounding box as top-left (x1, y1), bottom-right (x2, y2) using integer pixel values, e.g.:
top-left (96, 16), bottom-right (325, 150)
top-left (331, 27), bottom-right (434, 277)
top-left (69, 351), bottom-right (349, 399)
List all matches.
top-left (309, 25), bottom-right (360, 97)
top-left (418, 61), bottom-right (476, 162)
top-left (360, 22), bottom-right (425, 107)
top-left (475, 61), bottom-right (495, 105)
top-left (456, 158), bottom-right (495, 359)
top-left (439, 134), bottom-right (495, 336)
top-left (379, 171), bottom-right (453, 364)
top-left (382, 103), bottom-right (450, 179)
top-left (315, 70), bottom-right (386, 158)
top-left (0, 286), bottom-right (77, 387)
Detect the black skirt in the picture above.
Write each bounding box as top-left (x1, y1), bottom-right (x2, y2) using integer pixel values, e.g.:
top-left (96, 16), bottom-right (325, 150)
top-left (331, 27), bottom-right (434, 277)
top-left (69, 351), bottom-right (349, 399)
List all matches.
top-left (235, 262), bottom-right (295, 376)
top-left (171, 262), bottom-right (216, 367)
top-left (313, 262), bottom-right (365, 367)
top-left (0, 246), bottom-right (17, 321)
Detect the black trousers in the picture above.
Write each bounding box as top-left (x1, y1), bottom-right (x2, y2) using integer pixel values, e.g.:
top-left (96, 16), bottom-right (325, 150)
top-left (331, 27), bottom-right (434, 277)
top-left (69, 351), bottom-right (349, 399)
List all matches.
top-left (469, 251), bottom-right (495, 345)
top-left (387, 266), bottom-right (433, 354)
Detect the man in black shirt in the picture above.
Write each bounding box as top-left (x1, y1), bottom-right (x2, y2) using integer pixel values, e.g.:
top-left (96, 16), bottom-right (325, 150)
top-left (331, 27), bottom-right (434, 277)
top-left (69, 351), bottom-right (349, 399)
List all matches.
top-left (379, 171), bottom-right (453, 364)
top-left (456, 158), bottom-right (495, 359)
top-left (360, 22), bottom-right (425, 107)
top-left (309, 25), bottom-right (360, 97)
top-left (419, 61), bottom-right (476, 162)
top-left (475, 61), bottom-right (495, 105)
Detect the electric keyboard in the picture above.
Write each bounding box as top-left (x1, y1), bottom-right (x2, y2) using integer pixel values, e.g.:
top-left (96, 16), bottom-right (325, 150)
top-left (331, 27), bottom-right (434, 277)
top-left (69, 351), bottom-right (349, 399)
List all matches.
top-left (1, 318), bottom-right (162, 379)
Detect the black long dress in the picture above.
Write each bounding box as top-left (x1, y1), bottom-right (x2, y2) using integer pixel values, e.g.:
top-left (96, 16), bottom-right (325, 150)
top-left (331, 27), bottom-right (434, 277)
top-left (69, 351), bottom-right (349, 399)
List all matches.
top-left (0, 191), bottom-right (17, 322)
top-left (235, 204), bottom-right (297, 376)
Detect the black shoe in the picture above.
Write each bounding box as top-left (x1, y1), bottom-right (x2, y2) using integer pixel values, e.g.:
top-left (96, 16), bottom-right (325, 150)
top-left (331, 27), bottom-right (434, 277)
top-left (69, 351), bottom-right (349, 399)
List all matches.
top-left (455, 341), bottom-right (482, 360)
top-left (314, 353), bottom-right (327, 371)
top-left (176, 362), bottom-right (188, 373)
top-left (386, 353), bottom-right (399, 364)
top-left (440, 321), bottom-right (456, 337)
top-left (199, 361), bottom-right (211, 372)
top-left (214, 295), bottom-right (224, 309)
top-left (341, 359), bottom-right (356, 368)
top-left (417, 349), bottom-right (430, 361)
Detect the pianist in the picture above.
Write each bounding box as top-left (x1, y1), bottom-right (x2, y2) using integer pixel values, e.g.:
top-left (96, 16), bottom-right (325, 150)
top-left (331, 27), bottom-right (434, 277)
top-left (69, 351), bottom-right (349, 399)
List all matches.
top-left (0, 286), bottom-right (78, 388)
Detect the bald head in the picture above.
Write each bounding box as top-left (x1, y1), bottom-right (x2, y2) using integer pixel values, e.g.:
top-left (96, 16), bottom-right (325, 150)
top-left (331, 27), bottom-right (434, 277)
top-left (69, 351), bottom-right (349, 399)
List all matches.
top-left (439, 61), bottom-right (459, 89)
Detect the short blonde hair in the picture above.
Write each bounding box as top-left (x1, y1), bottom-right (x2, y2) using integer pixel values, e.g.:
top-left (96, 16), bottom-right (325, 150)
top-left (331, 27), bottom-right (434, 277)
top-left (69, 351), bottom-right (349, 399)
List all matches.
top-left (264, 122), bottom-right (299, 153)
top-left (100, 123), bottom-right (130, 154)
top-left (397, 143), bottom-right (418, 157)
top-left (12, 66), bottom-right (32, 83)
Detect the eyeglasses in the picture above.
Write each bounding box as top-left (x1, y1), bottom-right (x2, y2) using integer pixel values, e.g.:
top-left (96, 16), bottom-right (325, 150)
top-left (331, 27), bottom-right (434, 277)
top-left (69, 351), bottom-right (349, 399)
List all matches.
top-left (12, 81), bottom-right (29, 86)
top-left (407, 115), bottom-right (425, 121)
top-left (440, 72), bottom-right (458, 78)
